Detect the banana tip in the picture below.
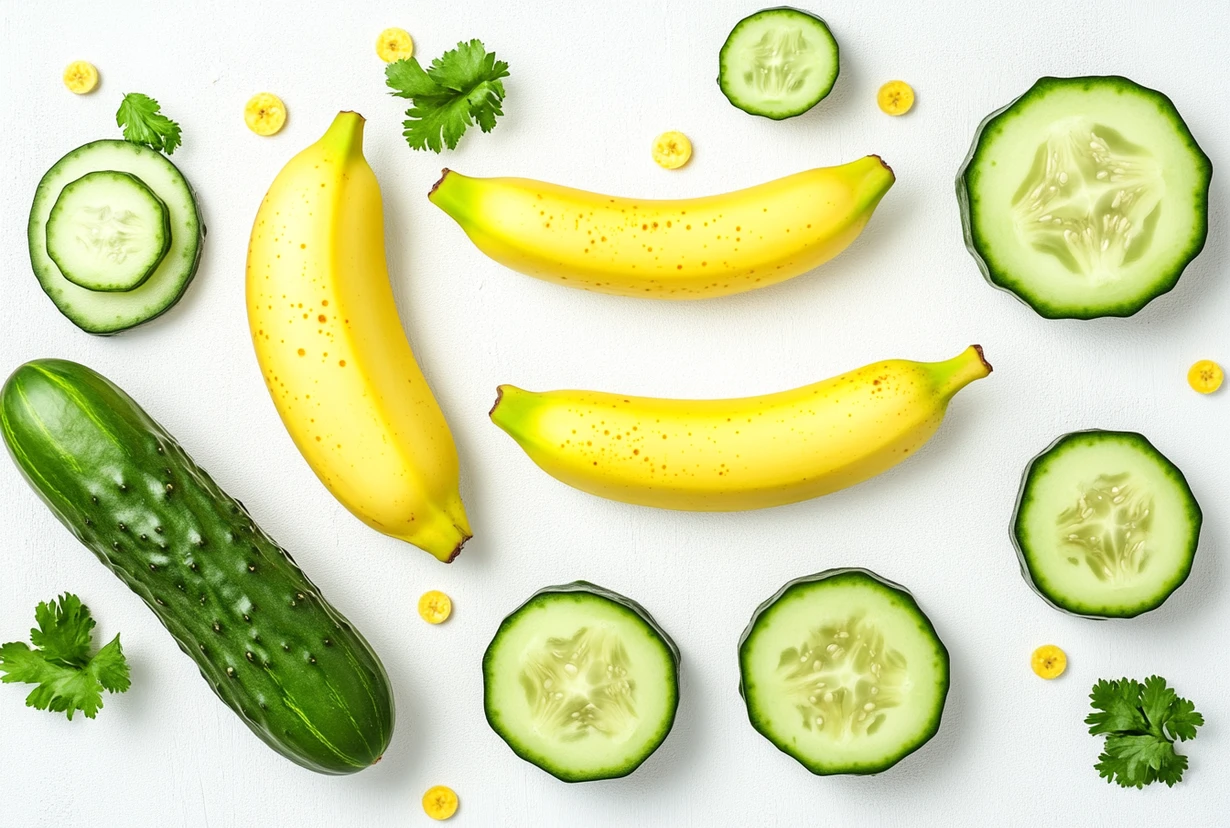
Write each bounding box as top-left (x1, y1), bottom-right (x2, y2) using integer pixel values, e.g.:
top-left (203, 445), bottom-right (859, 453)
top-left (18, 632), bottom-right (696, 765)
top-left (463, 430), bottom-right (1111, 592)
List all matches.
top-left (430, 169), bottom-right (451, 198)
top-left (446, 533), bottom-right (470, 564)
top-left (489, 385), bottom-right (506, 419)
top-left (870, 154), bottom-right (894, 178)
top-left (971, 344), bottom-right (992, 374)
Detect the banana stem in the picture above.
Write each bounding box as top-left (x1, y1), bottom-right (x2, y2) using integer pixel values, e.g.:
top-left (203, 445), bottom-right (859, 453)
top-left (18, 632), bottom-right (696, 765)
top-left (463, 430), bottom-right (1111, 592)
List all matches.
top-left (932, 345), bottom-right (993, 398)
top-left (319, 111), bottom-right (367, 158)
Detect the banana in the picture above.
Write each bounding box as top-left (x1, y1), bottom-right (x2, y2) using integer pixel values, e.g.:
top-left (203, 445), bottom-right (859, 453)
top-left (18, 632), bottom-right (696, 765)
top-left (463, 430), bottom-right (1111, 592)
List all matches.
top-left (247, 112), bottom-right (471, 561)
top-left (490, 346), bottom-right (990, 511)
top-left (429, 157), bottom-right (894, 299)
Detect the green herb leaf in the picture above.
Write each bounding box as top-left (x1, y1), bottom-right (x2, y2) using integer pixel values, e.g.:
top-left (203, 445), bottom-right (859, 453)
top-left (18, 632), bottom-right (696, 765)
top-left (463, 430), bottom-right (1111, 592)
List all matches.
top-left (116, 92), bottom-right (183, 155)
top-left (385, 39), bottom-right (509, 153)
top-left (1086, 675), bottom-right (1202, 788)
top-left (0, 594), bottom-right (130, 720)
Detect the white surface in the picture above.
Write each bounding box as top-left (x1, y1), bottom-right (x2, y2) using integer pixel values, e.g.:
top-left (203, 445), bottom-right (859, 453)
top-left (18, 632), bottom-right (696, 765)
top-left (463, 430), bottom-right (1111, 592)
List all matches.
top-left (1, 0), bottom-right (1227, 825)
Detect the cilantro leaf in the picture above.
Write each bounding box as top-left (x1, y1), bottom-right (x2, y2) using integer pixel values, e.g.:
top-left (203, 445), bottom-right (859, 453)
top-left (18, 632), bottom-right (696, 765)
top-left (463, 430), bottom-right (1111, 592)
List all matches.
top-left (0, 594), bottom-right (130, 720)
top-left (385, 39), bottom-right (509, 153)
top-left (1086, 675), bottom-right (1202, 789)
top-left (116, 92), bottom-right (182, 155)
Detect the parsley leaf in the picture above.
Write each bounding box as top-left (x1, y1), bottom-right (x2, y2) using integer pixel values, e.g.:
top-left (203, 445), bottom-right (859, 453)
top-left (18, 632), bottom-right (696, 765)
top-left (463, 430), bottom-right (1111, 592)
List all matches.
top-left (116, 92), bottom-right (183, 155)
top-left (0, 594), bottom-right (131, 720)
top-left (385, 39), bottom-right (509, 152)
top-left (1085, 676), bottom-right (1203, 788)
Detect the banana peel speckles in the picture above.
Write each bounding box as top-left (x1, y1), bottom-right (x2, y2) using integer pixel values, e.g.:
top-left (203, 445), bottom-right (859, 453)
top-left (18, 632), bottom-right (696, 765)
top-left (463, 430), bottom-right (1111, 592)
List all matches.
top-left (429, 156), bottom-right (894, 299)
top-left (491, 346), bottom-right (991, 511)
top-left (247, 112), bottom-right (470, 561)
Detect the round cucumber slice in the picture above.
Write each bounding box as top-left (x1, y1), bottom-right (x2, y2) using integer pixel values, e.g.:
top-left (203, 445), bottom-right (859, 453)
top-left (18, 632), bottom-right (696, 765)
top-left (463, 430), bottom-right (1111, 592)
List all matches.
top-left (739, 568), bottom-right (949, 775)
top-left (718, 7), bottom-right (839, 120)
top-left (482, 582), bottom-right (680, 782)
top-left (1013, 430), bottom-right (1201, 619)
top-left (29, 140), bottom-right (204, 334)
top-left (46, 170), bottom-right (172, 292)
top-left (958, 76), bottom-right (1211, 319)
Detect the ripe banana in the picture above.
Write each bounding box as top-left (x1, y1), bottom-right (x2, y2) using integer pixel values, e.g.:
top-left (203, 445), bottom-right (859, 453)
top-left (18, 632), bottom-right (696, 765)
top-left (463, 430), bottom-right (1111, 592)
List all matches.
top-left (247, 112), bottom-right (471, 561)
top-left (429, 156), bottom-right (894, 299)
top-left (490, 346), bottom-right (991, 511)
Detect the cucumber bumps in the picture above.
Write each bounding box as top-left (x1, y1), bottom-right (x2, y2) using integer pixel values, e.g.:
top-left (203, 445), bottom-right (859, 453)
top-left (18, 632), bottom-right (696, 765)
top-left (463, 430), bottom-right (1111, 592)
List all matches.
top-left (739, 569), bottom-right (949, 775)
top-left (958, 76), bottom-right (1211, 318)
top-left (483, 582), bottom-right (679, 782)
top-left (0, 360), bottom-right (393, 774)
top-left (1013, 430), bottom-right (1201, 618)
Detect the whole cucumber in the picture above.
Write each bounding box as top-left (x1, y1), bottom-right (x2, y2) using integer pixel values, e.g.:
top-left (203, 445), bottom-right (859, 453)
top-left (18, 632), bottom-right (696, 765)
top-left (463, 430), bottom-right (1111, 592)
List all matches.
top-left (0, 359), bottom-right (394, 774)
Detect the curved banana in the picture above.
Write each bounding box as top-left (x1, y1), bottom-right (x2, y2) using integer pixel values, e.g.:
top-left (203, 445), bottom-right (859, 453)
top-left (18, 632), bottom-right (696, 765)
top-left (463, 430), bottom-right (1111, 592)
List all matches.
top-left (429, 157), bottom-right (894, 299)
top-left (247, 112), bottom-right (470, 562)
top-left (490, 346), bottom-right (990, 511)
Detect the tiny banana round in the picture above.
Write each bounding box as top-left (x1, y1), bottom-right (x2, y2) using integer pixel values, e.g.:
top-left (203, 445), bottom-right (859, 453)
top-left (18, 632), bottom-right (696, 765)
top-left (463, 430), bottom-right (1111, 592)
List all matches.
top-left (247, 112), bottom-right (471, 561)
top-left (429, 156), bottom-right (895, 299)
top-left (491, 346), bottom-right (991, 511)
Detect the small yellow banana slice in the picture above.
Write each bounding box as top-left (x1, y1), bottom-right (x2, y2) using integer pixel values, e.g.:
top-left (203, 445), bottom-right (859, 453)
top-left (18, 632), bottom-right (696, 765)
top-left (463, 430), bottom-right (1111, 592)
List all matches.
top-left (244, 93), bottom-right (287, 136)
top-left (418, 590), bottom-right (452, 624)
top-left (377, 27), bottom-right (415, 62)
top-left (422, 785), bottom-right (458, 820)
top-left (1031, 644), bottom-right (1067, 679)
top-left (63, 61), bottom-right (99, 94)
top-left (1188, 359), bottom-right (1223, 394)
top-left (877, 81), bottom-right (915, 116)
top-left (652, 130), bottom-right (692, 169)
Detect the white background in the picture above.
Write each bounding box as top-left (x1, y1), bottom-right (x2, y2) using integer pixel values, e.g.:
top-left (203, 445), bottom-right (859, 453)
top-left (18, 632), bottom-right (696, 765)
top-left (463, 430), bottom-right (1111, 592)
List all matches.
top-left (1, 0), bottom-right (1226, 825)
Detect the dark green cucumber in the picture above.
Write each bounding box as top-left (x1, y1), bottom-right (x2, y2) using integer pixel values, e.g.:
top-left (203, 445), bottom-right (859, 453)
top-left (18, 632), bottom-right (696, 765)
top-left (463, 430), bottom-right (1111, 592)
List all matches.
top-left (0, 359), bottom-right (394, 775)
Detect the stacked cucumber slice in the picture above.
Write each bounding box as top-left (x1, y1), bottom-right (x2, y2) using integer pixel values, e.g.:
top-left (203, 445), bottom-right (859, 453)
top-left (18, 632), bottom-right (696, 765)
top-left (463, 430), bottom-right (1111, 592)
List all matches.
top-left (29, 140), bottom-right (203, 333)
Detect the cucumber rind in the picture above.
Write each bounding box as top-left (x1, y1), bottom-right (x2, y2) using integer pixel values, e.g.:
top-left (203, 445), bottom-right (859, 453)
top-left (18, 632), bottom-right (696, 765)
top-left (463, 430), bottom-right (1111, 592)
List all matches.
top-left (1011, 429), bottom-right (1202, 619)
top-left (717, 7), bottom-right (840, 121)
top-left (482, 580), bottom-right (680, 782)
top-left (45, 170), bottom-right (173, 293)
top-left (28, 140), bottom-right (205, 334)
top-left (738, 568), bottom-right (949, 776)
top-left (0, 359), bottom-right (394, 775)
top-left (956, 75), bottom-right (1212, 319)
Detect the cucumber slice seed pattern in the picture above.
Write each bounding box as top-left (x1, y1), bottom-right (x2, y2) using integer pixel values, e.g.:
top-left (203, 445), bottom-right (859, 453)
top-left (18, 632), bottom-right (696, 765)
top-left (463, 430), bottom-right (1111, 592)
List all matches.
top-left (521, 626), bottom-right (638, 742)
top-left (1058, 472), bottom-right (1153, 582)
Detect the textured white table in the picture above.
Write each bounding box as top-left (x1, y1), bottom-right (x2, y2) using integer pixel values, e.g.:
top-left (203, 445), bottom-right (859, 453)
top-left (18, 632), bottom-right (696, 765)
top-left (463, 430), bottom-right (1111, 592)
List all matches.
top-left (2, 1), bottom-right (1227, 825)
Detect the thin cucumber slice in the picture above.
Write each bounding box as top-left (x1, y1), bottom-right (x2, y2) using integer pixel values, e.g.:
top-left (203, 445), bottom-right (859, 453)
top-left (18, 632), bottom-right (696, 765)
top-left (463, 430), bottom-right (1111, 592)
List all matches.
top-left (482, 582), bottom-right (680, 782)
top-left (718, 7), bottom-right (839, 120)
top-left (958, 76), bottom-right (1211, 319)
top-left (1012, 430), bottom-right (1201, 619)
top-left (29, 140), bottom-right (204, 334)
top-left (46, 170), bottom-right (172, 292)
top-left (739, 568), bottom-right (948, 775)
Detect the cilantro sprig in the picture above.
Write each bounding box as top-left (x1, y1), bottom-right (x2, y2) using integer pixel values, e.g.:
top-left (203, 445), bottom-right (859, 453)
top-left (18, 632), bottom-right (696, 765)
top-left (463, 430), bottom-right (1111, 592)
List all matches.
top-left (385, 39), bottom-right (509, 153)
top-left (0, 594), bottom-right (131, 720)
top-left (1086, 676), bottom-right (1203, 788)
top-left (116, 92), bottom-right (183, 155)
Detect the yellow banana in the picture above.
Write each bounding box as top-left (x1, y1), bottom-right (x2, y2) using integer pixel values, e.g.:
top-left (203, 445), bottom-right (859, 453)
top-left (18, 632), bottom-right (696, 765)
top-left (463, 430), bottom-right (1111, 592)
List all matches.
top-left (247, 112), bottom-right (471, 561)
top-left (429, 156), bottom-right (894, 299)
top-left (490, 346), bottom-right (990, 511)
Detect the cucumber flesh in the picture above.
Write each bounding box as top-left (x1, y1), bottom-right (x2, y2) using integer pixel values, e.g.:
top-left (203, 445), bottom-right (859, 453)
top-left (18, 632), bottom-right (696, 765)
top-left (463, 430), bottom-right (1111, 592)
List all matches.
top-left (46, 170), bottom-right (171, 292)
top-left (739, 569), bottom-right (948, 775)
top-left (958, 76), bottom-right (1211, 319)
top-left (1013, 430), bottom-right (1201, 618)
top-left (29, 140), bottom-right (204, 334)
top-left (718, 8), bottom-right (839, 120)
top-left (483, 582), bottom-right (679, 782)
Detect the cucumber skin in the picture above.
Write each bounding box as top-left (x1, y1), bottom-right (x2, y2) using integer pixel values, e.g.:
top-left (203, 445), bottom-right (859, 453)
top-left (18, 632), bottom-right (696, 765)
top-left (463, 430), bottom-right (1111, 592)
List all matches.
top-left (0, 359), bottom-right (394, 774)
top-left (737, 568), bottom-right (950, 776)
top-left (482, 581), bottom-right (681, 782)
top-left (956, 75), bottom-right (1212, 320)
top-left (1011, 430), bottom-right (1202, 619)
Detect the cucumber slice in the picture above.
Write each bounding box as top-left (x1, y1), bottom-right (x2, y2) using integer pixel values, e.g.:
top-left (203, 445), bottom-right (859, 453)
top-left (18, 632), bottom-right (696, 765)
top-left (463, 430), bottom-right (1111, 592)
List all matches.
top-left (29, 140), bottom-right (204, 334)
top-left (482, 582), bottom-right (680, 782)
top-left (1013, 430), bottom-right (1201, 619)
top-left (45, 170), bottom-right (172, 292)
top-left (718, 8), bottom-right (839, 120)
top-left (739, 569), bottom-right (948, 775)
top-left (958, 76), bottom-right (1211, 319)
